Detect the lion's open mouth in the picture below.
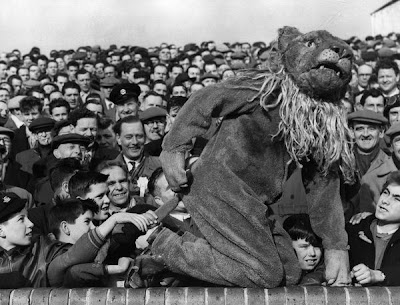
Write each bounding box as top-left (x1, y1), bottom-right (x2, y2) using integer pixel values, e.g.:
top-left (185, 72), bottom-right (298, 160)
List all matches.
top-left (314, 63), bottom-right (344, 78)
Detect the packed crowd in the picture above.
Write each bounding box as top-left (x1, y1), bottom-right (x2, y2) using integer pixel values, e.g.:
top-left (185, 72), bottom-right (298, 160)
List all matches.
top-left (0, 31), bottom-right (400, 288)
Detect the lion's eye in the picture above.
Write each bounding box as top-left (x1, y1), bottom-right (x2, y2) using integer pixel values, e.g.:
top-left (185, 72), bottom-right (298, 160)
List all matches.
top-left (305, 41), bottom-right (316, 48)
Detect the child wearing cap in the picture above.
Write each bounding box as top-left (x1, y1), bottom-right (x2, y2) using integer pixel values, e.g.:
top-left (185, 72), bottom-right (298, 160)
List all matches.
top-left (0, 191), bottom-right (157, 288)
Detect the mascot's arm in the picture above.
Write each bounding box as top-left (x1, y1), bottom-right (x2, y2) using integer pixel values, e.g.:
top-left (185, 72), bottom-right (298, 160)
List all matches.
top-left (304, 167), bottom-right (350, 286)
top-left (161, 84), bottom-right (257, 191)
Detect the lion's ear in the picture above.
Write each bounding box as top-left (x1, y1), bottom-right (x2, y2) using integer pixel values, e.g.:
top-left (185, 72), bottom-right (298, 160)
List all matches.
top-left (278, 26), bottom-right (302, 52)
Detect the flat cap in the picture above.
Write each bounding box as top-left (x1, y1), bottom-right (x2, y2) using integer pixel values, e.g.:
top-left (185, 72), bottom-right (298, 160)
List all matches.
top-left (52, 133), bottom-right (91, 149)
top-left (139, 107), bottom-right (167, 122)
top-left (109, 83), bottom-right (140, 105)
top-left (24, 79), bottom-right (41, 89)
top-left (0, 192), bottom-right (27, 223)
top-left (0, 127), bottom-right (14, 139)
top-left (72, 52), bottom-right (87, 60)
top-left (215, 44), bottom-right (231, 53)
top-left (100, 76), bottom-right (120, 88)
top-left (200, 73), bottom-right (219, 81)
top-left (378, 47), bottom-right (395, 58)
top-left (361, 51), bottom-right (378, 62)
top-left (29, 117), bottom-right (55, 133)
top-left (348, 110), bottom-right (388, 125)
top-left (386, 122), bottom-right (400, 137)
top-left (8, 96), bottom-right (26, 110)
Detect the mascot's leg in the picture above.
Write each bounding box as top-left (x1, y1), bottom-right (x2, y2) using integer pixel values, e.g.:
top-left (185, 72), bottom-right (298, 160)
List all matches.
top-left (151, 216), bottom-right (301, 288)
top-left (303, 166), bottom-right (351, 286)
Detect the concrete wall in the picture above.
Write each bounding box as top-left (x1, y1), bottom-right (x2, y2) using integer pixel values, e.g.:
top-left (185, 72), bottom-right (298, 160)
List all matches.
top-left (371, 1), bottom-right (400, 36)
top-left (1, 286), bottom-right (400, 304)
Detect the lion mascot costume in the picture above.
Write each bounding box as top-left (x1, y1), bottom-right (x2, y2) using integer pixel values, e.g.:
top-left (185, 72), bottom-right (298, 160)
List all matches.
top-left (151, 26), bottom-right (355, 287)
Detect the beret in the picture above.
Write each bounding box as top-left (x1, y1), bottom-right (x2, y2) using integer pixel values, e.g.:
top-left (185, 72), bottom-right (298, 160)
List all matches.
top-left (29, 117), bottom-right (55, 133)
top-left (139, 107), bottom-right (167, 122)
top-left (109, 83), bottom-right (140, 105)
top-left (100, 76), bottom-right (120, 88)
top-left (386, 122), bottom-right (400, 137)
top-left (0, 192), bottom-right (26, 223)
top-left (52, 133), bottom-right (91, 149)
top-left (7, 96), bottom-right (26, 110)
top-left (348, 110), bottom-right (388, 125)
top-left (200, 73), bottom-right (219, 82)
top-left (0, 127), bottom-right (14, 139)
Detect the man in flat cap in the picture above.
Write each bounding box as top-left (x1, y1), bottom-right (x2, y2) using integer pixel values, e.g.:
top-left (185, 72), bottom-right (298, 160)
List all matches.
top-left (355, 122), bottom-right (400, 215)
top-left (100, 76), bottom-right (120, 121)
top-left (16, 117), bottom-right (55, 176)
top-left (109, 83), bottom-right (140, 120)
top-left (348, 110), bottom-right (389, 180)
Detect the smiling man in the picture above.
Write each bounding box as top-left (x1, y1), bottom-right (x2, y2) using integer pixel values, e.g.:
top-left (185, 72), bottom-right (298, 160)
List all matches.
top-left (348, 110), bottom-right (389, 180)
top-left (98, 162), bottom-right (135, 213)
top-left (377, 60), bottom-right (399, 98)
top-left (112, 116), bottom-right (160, 196)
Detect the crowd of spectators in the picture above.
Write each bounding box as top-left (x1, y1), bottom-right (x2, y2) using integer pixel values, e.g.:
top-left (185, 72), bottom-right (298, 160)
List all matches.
top-left (0, 31), bottom-right (400, 288)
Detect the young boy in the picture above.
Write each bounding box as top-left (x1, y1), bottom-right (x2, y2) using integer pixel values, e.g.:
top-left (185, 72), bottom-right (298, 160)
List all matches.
top-left (283, 214), bottom-right (324, 285)
top-left (49, 197), bottom-right (154, 287)
top-left (0, 191), bottom-right (156, 288)
top-left (347, 171), bottom-right (400, 286)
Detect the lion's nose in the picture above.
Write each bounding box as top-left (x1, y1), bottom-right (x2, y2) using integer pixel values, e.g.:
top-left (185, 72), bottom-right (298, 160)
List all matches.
top-left (317, 49), bottom-right (340, 63)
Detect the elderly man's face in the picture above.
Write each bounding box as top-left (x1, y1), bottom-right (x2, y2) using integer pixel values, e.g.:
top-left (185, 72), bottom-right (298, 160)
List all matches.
top-left (352, 122), bottom-right (383, 153)
top-left (143, 117), bottom-right (166, 142)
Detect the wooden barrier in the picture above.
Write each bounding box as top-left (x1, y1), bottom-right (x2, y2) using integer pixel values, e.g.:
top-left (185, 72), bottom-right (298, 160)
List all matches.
top-left (1, 286), bottom-right (399, 305)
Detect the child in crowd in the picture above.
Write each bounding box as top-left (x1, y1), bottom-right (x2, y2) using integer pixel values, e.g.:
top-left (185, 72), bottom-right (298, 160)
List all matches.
top-left (347, 171), bottom-right (400, 286)
top-left (0, 191), bottom-right (157, 288)
top-left (49, 197), bottom-right (156, 287)
top-left (283, 214), bottom-right (324, 285)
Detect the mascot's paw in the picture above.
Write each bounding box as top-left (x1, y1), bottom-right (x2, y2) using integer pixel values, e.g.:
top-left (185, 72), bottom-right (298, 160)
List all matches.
top-left (125, 254), bottom-right (167, 288)
top-left (160, 151), bottom-right (188, 192)
top-left (324, 249), bottom-right (351, 286)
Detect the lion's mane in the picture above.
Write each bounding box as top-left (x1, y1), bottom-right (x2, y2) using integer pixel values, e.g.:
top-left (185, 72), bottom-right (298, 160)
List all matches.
top-left (234, 69), bottom-right (355, 183)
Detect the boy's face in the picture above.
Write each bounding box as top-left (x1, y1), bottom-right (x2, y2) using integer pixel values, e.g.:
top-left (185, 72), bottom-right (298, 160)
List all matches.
top-left (292, 238), bottom-right (322, 271)
top-left (376, 184), bottom-right (400, 223)
top-left (0, 209), bottom-right (33, 250)
top-left (82, 183), bottom-right (110, 221)
top-left (167, 106), bottom-right (181, 128)
top-left (22, 106), bottom-right (41, 127)
top-left (66, 210), bottom-right (95, 244)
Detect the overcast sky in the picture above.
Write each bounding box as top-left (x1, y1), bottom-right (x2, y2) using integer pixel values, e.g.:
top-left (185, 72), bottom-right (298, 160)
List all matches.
top-left (0, 0), bottom-right (389, 55)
